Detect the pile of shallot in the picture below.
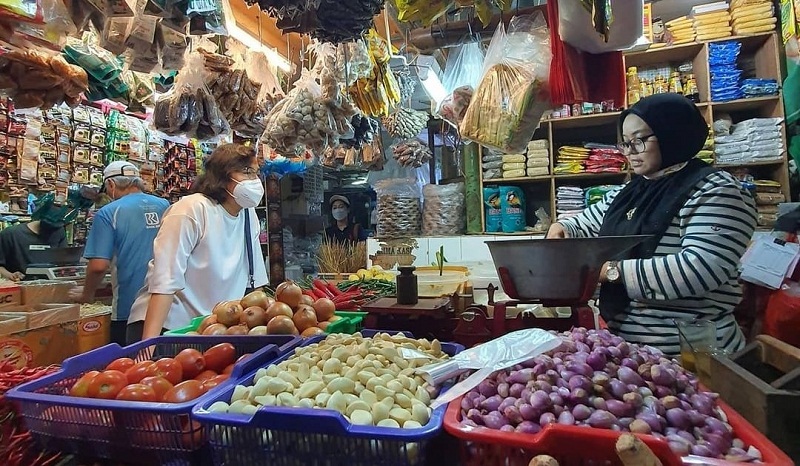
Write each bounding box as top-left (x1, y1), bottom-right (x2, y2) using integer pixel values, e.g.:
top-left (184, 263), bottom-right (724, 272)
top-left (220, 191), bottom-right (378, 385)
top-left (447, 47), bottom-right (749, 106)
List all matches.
top-left (459, 328), bottom-right (762, 462)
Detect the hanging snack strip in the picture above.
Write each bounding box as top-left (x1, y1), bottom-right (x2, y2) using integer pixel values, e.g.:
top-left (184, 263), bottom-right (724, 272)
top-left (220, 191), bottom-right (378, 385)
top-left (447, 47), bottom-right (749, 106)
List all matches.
top-left (0, 50), bottom-right (89, 110)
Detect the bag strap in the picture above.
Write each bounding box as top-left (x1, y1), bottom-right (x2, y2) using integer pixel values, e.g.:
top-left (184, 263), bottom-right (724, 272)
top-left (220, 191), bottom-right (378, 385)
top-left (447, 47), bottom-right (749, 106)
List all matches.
top-left (244, 209), bottom-right (255, 289)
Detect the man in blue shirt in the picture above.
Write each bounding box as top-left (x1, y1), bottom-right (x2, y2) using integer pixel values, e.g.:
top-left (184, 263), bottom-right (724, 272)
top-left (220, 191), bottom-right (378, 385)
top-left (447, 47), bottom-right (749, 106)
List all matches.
top-left (71, 161), bottom-right (169, 345)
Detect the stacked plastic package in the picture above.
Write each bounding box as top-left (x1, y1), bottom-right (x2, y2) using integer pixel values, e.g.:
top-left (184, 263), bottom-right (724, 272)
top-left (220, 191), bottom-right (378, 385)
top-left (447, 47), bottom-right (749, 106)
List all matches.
top-left (482, 148), bottom-right (503, 180)
top-left (586, 185), bottom-right (619, 207)
top-left (698, 130), bottom-right (715, 164)
top-left (666, 16), bottom-right (695, 45)
top-left (555, 146), bottom-right (590, 174)
top-left (501, 152), bottom-right (527, 179)
top-left (752, 180), bottom-right (784, 228)
top-left (585, 144), bottom-right (627, 173)
top-left (691, 4), bottom-right (732, 42)
top-left (526, 140), bottom-right (550, 178)
top-left (714, 117), bottom-right (784, 164)
top-left (731, 0), bottom-right (777, 35)
top-left (709, 41), bottom-right (744, 101)
top-left (556, 186), bottom-right (586, 220)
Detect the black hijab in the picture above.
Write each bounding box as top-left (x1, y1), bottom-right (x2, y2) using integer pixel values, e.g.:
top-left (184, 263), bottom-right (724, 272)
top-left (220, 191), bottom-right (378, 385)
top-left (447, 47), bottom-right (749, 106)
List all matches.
top-left (597, 93), bottom-right (717, 320)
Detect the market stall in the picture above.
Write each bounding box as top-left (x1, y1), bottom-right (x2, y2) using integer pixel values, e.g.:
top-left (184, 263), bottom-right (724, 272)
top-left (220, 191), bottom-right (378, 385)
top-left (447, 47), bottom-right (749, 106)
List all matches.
top-left (0, 0), bottom-right (797, 464)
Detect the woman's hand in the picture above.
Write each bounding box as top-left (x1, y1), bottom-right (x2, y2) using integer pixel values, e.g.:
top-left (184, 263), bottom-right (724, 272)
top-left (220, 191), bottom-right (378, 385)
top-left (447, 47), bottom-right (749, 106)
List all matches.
top-left (599, 261), bottom-right (610, 283)
top-left (546, 223), bottom-right (567, 239)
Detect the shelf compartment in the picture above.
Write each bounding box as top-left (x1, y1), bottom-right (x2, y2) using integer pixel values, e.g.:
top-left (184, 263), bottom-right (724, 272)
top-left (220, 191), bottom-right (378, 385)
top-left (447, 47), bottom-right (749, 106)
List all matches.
top-left (483, 176), bottom-right (552, 184)
top-left (624, 42), bottom-right (704, 68)
top-left (715, 159), bottom-right (785, 168)
top-left (553, 172), bottom-right (629, 180)
top-left (545, 112), bottom-right (621, 129)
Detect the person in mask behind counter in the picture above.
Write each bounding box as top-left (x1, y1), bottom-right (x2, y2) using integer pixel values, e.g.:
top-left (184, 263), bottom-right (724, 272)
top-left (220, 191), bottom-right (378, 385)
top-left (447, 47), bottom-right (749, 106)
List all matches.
top-left (128, 144), bottom-right (268, 344)
top-left (325, 195), bottom-right (368, 244)
top-left (0, 189), bottom-right (95, 281)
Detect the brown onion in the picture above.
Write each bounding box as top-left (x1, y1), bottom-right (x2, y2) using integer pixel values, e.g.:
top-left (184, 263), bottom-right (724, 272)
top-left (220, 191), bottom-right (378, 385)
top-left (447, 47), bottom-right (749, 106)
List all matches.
top-left (275, 281), bottom-right (302, 308)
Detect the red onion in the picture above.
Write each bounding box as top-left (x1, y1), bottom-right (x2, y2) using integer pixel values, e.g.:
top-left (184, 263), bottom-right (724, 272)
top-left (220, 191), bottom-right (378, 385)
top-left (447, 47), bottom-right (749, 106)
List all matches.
top-left (461, 397), bottom-right (474, 411)
top-left (586, 351), bottom-right (607, 371)
top-left (621, 358), bottom-right (639, 370)
top-left (568, 375), bottom-right (592, 392)
top-left (566, 361), bottom-right (594, 378)
top-left (607, 346), bottom-right (622, 359)
top-left (507, 368), bottom-right (536, 385)
top-left (478, 379), bottom-right (497, 397)
top-left (630, 419), bottom-right (652, 434)
top-left (654, 385), bottom-right (674, 398)
top-left (496, 382), bottom-right (509, 398)
top-left (703, 432), bottom-right (732, 455)
top-left (519, 403), bottom-right (541, 422)
top-left (549, 392), bottom-right (564, 406)
top-left (609, 379), bottom-right (628, 399)
top-left (651, 364), bottom-right (677, 387)
top-left (500, 424), bottom-right (516, 433)
top-left (467, 409), bottom-right (483, 424)
top-left (516, 421), bottom-right (541, 434)
top-left (498, 397), bottom-right (517, 413)
top-left (666, 408), bottom-right (691, 431)
top-left (691, 444), bottom-right (715, 457)
top-left (480, 395), bottom-right (503, 412)
top-left (520, 388), bottom-right (533, 402)
top-left (530, 390), bottom-right (551, 409)
top-left (558, 410), bottom-right (575, 425)
top-left (623, 392), bottom-right (643, 408)
top-left (635, 412), bottom-right (663, 433)
top-left (618, 367), bottom-right (645, 386)
top-left (686, 409), bottom-right (706, 427)
top-left (572, 404), bottom-right (592, 421)
top-left (483, 412), bottom-right (510, 430)
top-left (592, 372), bottom-right (610, 387)
top-left (662, 395), bottom-right (681, 410)
top-left (606, 399), bottom-right (634, 418)
top-left (509, 383), bottom-right (525, 398)
top-left (540, 412), bottom-right (556, 425)
top-left (619, 417), bottom-right (634, 429)
top-left (690, 393), bottom-right (714, 416)
top-left (592, 397), bottom-right (607, 411)
top-left (504, 405), bottom-right (523, 425)
top-left (534, 380), bottom-right (552, 393)
top-left (669, 441), bottom-right (690, 456)
top-left (587, 410), bottom-right (618, 429)
top-left (568, 388), bottom-right (589, 405)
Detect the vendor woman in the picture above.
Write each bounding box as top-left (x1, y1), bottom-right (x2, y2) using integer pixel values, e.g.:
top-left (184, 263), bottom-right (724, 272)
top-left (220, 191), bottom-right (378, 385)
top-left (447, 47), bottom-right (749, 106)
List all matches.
top-left (547, 93), bottom-right (756, 356)
top-left (325, 195), bottom-right (368, 244)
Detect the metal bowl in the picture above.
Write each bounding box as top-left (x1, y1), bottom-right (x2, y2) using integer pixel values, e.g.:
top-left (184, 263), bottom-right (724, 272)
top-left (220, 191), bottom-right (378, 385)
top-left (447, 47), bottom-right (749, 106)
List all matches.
top-left (486, 236), bottom-right (651, 304)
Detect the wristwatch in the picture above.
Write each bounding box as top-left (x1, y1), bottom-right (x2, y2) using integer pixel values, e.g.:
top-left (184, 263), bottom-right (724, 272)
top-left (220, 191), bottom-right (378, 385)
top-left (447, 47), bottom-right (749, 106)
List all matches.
top-left (606, 261), bottom-right (621, 283)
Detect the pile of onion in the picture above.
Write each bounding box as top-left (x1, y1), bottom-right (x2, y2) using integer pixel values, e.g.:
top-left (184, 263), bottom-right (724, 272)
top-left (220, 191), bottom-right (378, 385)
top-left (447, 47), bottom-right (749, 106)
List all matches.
top-left (459, 328), bottom-right (761, 462)
top-left (190, 282), bottom-right (343, 338)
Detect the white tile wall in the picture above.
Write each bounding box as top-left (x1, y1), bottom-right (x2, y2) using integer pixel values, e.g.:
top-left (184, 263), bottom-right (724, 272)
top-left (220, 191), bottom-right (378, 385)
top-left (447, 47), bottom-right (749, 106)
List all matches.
top-left (367, 234), bottom-right (545, 267)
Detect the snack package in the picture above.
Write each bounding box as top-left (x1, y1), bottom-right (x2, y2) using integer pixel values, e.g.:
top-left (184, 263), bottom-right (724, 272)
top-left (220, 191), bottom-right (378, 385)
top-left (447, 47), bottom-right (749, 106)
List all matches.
top-left (460, 13), bottom-right (552, 154)
top-left (483, 186), bottom-right (501, 232)
top-left (438, 42), bottom-right (485, 127)
top-left (423, 182), bottom-right (466, 236)
top-left (392, 0), bottom-right (453, 26)
top-left (500, 185), bottom-right (526, 233)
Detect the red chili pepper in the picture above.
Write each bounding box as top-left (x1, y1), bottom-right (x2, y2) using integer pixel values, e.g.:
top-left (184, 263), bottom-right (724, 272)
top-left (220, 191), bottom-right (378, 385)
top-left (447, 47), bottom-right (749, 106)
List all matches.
top-left (324, 282), bottom-right (341, 297)
top-left (335, 300), bottom-right (359, 310)
top-left (312, 280), bottom-right (334, 299)
top-left (302, 289), bottom-right (317, 299)
top-left (308, 287), bottom-right (326, 300)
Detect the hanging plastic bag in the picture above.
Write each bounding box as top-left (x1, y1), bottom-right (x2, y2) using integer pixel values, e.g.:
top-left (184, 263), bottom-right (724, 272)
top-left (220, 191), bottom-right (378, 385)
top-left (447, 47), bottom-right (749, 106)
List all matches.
top-left (234, 50), bottom-right (282, 138)
top-left (374, 178), bottom-right (423, 239)
top-left (763, 283), bottom-right (800, 348)
top-left (392, 0), bottom-right (453, 26)
top-left (460, 13), bottom-right (552, 154)
top-left (438, 42), bottom-right (485, 128)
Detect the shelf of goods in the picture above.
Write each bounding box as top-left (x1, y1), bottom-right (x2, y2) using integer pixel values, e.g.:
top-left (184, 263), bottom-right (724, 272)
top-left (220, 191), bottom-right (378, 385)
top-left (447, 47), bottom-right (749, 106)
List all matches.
top-left (477, 32), bottom-right (789, 233)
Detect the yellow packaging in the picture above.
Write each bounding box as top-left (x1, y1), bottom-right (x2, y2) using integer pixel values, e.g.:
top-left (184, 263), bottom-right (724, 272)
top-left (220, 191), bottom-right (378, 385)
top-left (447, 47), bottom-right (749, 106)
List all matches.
top-left (734, 23), bottom-right (777, 33)
top-left (526, 166), bottom-right (549, 177)
top-left (502, 162), bottom-right (526, 171)
top-left (666, 15), bottom-right (690, 26)
top-left (697, 32), bottom-right (735, 40)
top-left (502, 169), bottom-right (526, 179)
top-left (692, 11), bottom-right (731, 22)
top-left (695, 26), bottom-right (733, 35)
top-left (732, 0), bottom-right (770, 8)
top-left (733, 16), bottom-right (777, 28)
top-left (502, 154), bottom-right (526, 163)
top-left (732, 3), bottom-right (773, 19)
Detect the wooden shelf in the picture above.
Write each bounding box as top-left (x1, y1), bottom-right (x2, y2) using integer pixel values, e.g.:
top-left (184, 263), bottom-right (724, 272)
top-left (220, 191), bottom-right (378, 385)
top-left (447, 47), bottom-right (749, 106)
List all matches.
top-left (483, 176), bottom-right (551, 184)
top-left (624, 42), bottom-right (704, 67)
top-left (711, 95), bottom-right (781, 113)
top-left (554, 172), bottom-right (629, 180)
top-left (545, 112), bottom-right (621, 129)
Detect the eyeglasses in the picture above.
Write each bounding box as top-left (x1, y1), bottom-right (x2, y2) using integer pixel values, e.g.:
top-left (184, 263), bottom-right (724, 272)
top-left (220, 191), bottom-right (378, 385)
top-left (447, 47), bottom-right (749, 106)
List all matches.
top-left (617, 134), bottom-right (656, 155)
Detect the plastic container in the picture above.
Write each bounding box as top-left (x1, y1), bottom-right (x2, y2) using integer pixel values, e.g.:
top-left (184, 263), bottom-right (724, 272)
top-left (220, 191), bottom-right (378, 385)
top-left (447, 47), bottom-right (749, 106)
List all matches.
top-left (166, 311), bottom-right (367, 336)
top-left (443, 394), bottom-right (794, 466)
top-left (6, 335), bottom-right (303, 465)
top-left (416, 270), bottom-right (468, 297)
top-left (192, 330), bottom-right (465, 466)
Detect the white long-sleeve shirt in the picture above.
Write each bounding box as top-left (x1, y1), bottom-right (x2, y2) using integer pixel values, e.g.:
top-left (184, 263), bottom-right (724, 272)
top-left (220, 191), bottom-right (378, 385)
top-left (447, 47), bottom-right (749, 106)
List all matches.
top-left (559, 170), bottom-right (757, 355)
top-left (128, 194), bottom-right (268, 330)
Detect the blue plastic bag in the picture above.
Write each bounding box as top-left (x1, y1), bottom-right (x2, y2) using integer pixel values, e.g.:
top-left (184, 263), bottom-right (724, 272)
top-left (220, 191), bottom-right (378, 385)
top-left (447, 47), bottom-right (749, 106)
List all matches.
top-left (483, 187), bottom-right (502, 233)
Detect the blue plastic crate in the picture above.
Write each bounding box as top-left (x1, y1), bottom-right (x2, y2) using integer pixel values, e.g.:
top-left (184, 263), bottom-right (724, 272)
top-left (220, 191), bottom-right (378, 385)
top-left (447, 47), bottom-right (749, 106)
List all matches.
top-left (6, 335), bottom-right (302, 466)
top-left (192, 330), bottom-right (464, 466)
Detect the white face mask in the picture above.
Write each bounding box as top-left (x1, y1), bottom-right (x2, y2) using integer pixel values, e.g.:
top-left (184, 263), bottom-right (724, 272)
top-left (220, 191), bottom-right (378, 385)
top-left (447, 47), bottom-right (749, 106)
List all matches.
top-left (229, 179), bottom-right (264, 209)
top-left (332, 207), bottom-right (349, 221)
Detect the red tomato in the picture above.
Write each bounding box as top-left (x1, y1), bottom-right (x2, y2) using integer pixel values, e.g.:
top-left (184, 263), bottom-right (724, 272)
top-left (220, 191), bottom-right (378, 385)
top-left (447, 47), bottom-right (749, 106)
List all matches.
top-left (139, 376), bottom-right (174, 401)
top-left (201, 374), bottom-right (229, 391)
top-left (222, 364), bottom-right (235, 375)
top-left (193, 370), bottom-right (217, 382)
top-left (125, 361), bottom-right (155, 384)
top-left (202, 343), bottom-right (236, 373)
top-left (145, 358), bottom-right (183, 385)
top-left (174, 349), bottom-right (205, 380)
top-left (163, 380), bottom-right (205, 403)
top-left (87, 370), bottom-right (129, 399)
top-left (105, 357), bottom-right (135, 373)
top-left (69, 370), bottom-right (100, 397)
top-left (115, 384), bottom-right (158, 402)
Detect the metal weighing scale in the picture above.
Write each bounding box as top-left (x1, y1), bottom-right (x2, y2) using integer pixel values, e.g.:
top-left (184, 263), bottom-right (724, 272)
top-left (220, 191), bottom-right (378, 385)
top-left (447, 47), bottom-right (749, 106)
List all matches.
top-left (454, 236), bottom-right (651, 347)
top-left (25, 246), bottom-right (88, 281)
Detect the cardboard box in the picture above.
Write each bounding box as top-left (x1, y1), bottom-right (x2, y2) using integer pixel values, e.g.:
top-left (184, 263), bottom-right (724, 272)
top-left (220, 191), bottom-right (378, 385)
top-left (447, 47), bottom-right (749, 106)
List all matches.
top-left (0, 303), bottom-right (80, 369)
top-left (0, 283), bottom-right (21, 308)
top-left (20, 280), bottom-right (78, 306)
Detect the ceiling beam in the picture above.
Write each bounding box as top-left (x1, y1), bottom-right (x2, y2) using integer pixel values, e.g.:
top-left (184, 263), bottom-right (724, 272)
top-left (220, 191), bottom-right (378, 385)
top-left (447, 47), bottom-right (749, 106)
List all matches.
top-left (228, 0), bottom-right (303, 67)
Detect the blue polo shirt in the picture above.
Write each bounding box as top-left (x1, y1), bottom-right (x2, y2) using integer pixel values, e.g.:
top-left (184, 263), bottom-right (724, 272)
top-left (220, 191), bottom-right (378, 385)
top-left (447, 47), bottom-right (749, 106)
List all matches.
top-left (83, 193), bottom-right (169, 322)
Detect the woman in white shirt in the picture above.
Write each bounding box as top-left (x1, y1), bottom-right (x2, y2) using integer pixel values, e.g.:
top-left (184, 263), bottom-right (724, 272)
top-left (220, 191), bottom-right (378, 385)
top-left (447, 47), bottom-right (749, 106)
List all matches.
top-left (127, 144), bottom-right (268, 343)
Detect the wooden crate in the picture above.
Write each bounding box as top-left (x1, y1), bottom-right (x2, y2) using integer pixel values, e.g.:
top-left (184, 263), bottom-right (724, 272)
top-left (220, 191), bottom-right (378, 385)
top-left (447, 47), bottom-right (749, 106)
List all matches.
top-left (710, 335), bottom-right (800, 462)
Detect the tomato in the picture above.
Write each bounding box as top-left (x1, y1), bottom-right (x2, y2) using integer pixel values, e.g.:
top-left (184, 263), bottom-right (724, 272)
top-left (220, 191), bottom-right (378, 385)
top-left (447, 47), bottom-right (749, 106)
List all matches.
top-left (125, 361), bottom-right (155, 384)
top-left (222, 364), bottom-right (235, 375)
top-left (145, 358), bottom-right (183, 385)
top-left (201, 374), bottom-right (229, 391)
top-left (163, 380), bottom-right (205, 403)
top-left (87, 370), bottom-right (129, 399)
top-left (193, 370), bottom-right (217, 382)
top-left (202, 343), bottom-right (236, 373)
top-left (140, 376), bottom-right (174, 401)
top-left (174, 348), bottom-right (205, 380)
top-left (115, 383), bottom-right (158, 402)
top-left (105, 357), bottom-right (135, 373)
top-left (69, 370), bottom-right (100, 397)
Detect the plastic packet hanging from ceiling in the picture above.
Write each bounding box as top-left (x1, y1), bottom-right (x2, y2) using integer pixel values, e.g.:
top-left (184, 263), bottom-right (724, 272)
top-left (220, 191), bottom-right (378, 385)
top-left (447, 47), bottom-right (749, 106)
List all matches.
top-left (159, 22), bottom-right (189, 71)
top-left (437, 42), bottom-right (485, 128)
top-left (101, 17), bottom-right (132, 55)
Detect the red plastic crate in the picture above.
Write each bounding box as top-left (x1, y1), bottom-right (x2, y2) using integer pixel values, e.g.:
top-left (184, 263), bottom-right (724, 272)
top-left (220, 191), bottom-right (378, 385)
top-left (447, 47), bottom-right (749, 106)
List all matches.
top-left (443, 394), bottom-right (793, 466)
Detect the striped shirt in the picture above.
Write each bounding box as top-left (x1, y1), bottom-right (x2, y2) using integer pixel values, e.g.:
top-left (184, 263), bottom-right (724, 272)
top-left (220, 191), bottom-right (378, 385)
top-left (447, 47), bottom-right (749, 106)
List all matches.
top-left (559, 170), bottom-right (757, 356)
